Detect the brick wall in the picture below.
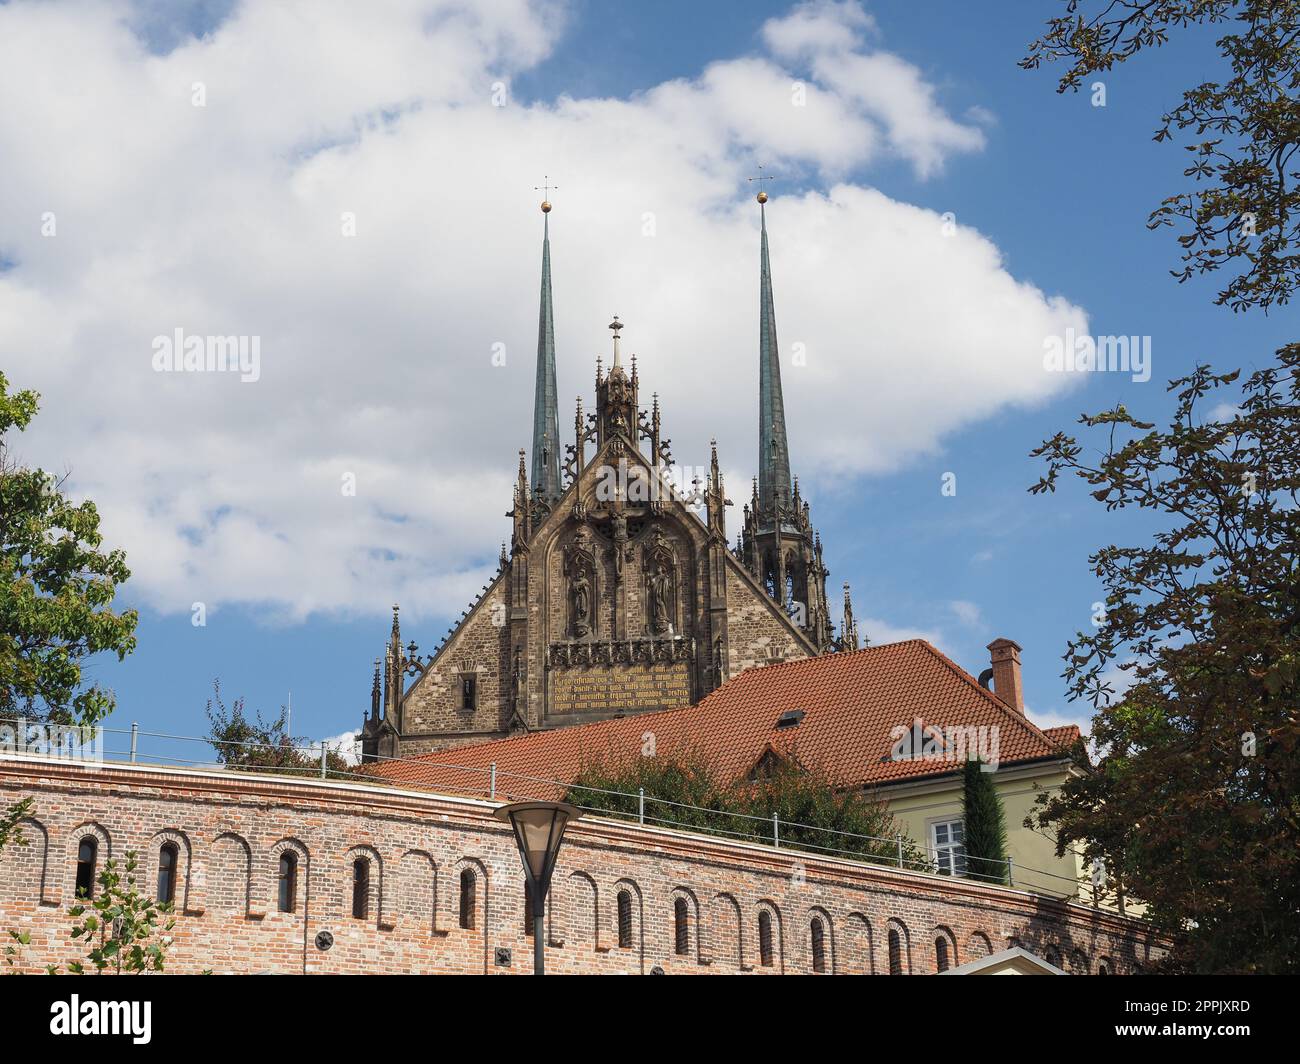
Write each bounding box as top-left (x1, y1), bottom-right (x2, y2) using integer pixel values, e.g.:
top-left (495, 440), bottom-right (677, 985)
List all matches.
top-left (0, 759), bottom-right (1165, 974)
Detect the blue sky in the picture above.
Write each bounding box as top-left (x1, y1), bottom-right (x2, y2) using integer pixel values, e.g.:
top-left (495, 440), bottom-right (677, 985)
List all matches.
top-left (2, 0), bottom-right (1290, 756)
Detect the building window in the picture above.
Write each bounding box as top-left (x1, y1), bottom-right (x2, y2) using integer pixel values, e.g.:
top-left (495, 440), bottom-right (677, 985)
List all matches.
top-left (460, 673), bottom-right (477, 712)
top-left (278, 851), bottom-right (297, 913)
top-left (673, 897), bottom-right (689, 956)
top-left (810, 917), bottom-right (827, 974)
top-left (459, 869), bottom-right (476, 929)
top-left (931, 819), bottom-right (967, 876)
top-left (1097, 960), bottom-right (1112, 976)
top-left (888, 928), bottom-right (903, 975)
top-left (351, 859), bottom-right (369, 920)
top-left (156, 842), bottom-right (178, 904)
top-left (75, 836), bottom-right (97, 899)
top-left (617, 890), bottom-right (633, 949)
top-left (758, 910), bottom-right (774, 967)
top-left (936, 936), bottom-right (950, 972)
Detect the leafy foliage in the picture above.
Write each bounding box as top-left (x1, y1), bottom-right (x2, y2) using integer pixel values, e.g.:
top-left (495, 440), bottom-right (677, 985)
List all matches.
top-left (565, 753), bottom-right (925, 869)
top-left (204, 678), bottom-right (352, 777)
top-left (0, 371), bottom-right (138, 726)
top-left (961, 759), bottom-right (1009, 884)
top-left (1023, 1), bottom-right (1300, 311)
top-left (1027, 346), bottom-right (1300, 972)
top-left (57, 852), bottom-right (176, 975)
top-left (0, 797), bottom-right (33, 853)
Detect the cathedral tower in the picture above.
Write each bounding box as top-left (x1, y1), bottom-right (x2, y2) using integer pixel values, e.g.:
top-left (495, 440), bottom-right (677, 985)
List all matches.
top-left (530, 198), bottom-right (562, 506)
top-left (737, 189), bottom-right (834, 651)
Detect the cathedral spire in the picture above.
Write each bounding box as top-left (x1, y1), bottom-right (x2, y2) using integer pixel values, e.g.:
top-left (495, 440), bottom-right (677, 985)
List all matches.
top-left (530, 196), bottom-right (561, 503)
top-left (756, 186), bottom-right (793, 520)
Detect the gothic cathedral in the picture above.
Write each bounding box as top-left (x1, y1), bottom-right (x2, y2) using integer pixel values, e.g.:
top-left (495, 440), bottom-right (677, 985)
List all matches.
top-left (361, 191), bottom-right (860, 761)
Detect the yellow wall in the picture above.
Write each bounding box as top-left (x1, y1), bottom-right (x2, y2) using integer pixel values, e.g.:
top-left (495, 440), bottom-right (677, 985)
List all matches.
top-left (877, 763), bottom-right (1088, 900)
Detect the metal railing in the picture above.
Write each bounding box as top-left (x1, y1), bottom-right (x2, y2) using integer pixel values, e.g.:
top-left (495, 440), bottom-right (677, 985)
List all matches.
top-left (0, 716), bottom-right (1090, 899)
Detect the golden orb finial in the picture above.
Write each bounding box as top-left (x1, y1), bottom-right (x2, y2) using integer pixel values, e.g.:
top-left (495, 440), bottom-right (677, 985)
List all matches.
top-left (756, 190), bottom-right (768, 204)
top-left (541, 200), bottom-right (551, 213)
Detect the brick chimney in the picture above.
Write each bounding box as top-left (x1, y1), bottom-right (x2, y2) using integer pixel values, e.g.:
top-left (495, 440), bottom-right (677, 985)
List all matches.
top-left (986, 638), bottom-right (1024, 714)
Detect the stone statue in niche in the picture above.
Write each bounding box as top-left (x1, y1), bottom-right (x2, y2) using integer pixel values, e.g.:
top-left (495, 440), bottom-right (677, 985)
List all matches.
top-left (611, 509), bottom-right (628, 582)
top-left (571, 567), bottom-right (592, 637)
top-left (647, 560), bottom-right (674, 635)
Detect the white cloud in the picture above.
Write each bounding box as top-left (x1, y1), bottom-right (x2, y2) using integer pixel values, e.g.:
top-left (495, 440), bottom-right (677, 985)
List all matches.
top-left (860, 616), bottom-right (946, 652)
top-left (1024, 705), bottom-right (1094, 738)
top-left (0, 0), bottom-right (1087, 622)
top-left (948, 599), bottom-right (982, 627)
top-left (762, 0), bottom-right (878, 59)
top-left (305, 730), bottom-right (363, 767)
top-left (763, 0), bottom-right (985, 177)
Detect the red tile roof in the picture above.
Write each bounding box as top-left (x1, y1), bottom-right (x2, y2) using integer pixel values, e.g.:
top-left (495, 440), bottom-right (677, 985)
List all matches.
top-left (367, 639), bottom-right (1072, 800)
top-left (1042, 724), bottom-right (1082, 749)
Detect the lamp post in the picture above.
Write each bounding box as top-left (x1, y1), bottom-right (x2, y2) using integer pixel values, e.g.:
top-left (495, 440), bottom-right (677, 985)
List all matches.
top-left (494, 800), bottom-right (581, 976)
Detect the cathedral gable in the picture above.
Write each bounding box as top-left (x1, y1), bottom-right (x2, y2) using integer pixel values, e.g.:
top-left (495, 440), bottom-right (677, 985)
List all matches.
top-left (362, 198), bottom-right (856, 764)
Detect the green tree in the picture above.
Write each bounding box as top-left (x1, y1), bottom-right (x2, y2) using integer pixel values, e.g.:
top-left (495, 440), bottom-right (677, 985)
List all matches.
top-left (565, 753), bottom-right (924, 869)
top-left (1023, 1), bottom-right (1300, 311)
top-left (1026, 346), bottom-right (1300, 972)
top-left (0, 371), bottom-right (138, 726)
top-left (1, 372), bottom-right (138, 894)
top-left (961, 758), bottom-right (1009, 884)
top-left (204, 678), bottom-right (352, 778)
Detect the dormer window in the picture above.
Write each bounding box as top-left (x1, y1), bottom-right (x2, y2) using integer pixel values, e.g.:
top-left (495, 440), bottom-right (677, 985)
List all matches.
top-left (776, 709), bottom-right (804, 729)
top-left (750, 749), bottom-right (785, 781)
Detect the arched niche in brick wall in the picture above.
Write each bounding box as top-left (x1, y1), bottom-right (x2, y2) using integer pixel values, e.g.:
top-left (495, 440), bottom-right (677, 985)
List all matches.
top-left (147, 829), bottom-right (197, 915)
top-left (611, 877), bottom-right (644, 974)
top-left (755, 898), bottom-right (784, 973)
top-left (840, 911), bottom-right (873, 974)
top-left (706, 891), bottom-right (744, 971)
top-left (395, 849), bottom-right (441, 936)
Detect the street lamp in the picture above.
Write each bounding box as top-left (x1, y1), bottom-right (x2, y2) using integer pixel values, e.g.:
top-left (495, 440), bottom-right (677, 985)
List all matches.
top-left (494, 800), bottom-right (581, 976)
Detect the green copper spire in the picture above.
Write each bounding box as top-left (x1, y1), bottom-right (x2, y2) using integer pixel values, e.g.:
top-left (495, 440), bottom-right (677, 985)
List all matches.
top-left (757, 195), bottom-right (792, 519)
top-left (531, 202), bottom-right (561, 502)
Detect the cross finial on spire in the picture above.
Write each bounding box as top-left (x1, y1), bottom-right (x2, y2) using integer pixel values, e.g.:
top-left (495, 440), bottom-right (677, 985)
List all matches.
top-left (748, 164), bottom-right (776, 204)
top-left (609, 315), bottom-right (623, 369)
top-left (534, 174), bottom-right (558, 212)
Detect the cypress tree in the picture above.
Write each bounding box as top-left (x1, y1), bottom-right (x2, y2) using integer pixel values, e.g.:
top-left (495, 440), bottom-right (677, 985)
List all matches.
top-left (962, 757), bottom-right (1008, 884)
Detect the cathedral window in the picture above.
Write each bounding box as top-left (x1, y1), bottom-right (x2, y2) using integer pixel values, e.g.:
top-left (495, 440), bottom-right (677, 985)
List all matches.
top-left (156, 842), bottom-right (178, 904)
top-left (75, 836), bottom-right (97, 899)
top-left (278, 851), bottom-right (297, 913)
top-left (351, 858), bottom-right (369, 920)
top-left (460, 673), bottom-right (477, 712)
top-left (459, 868), bottom-right (476, 929)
